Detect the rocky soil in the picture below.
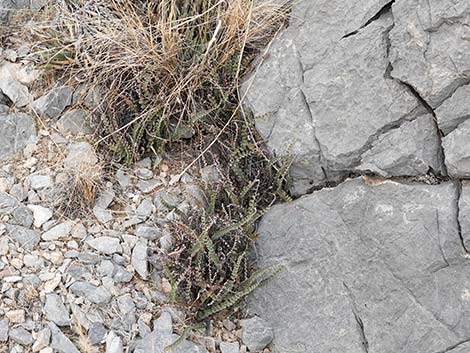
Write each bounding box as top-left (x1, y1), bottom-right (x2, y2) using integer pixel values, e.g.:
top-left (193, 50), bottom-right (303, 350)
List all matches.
top-left (0, 2), bottom-right (273, 353)
top-left (244, 0), bottom-right (470, 352)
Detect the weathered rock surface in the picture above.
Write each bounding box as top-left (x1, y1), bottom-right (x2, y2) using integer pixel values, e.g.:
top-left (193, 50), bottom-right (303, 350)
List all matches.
top-left (356, 114), bottom-right (443, 176)
top-left (32, 86), bottom-right (74, 119)
top-left (0, 113), bottom-right (36, 161)
top-left (436, 84), bottom-right (470, 135)
top-left (243, 0), bottom-right (429, 194)
top-left (389, 0), bottom-right (470, 108)
top-left (443, 119), bottom-right (470, 178)
top-left (250, 177), bottom-right (470, 353)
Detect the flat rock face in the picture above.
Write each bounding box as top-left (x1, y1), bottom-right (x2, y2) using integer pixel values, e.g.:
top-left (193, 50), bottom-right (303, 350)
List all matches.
top-left (250, 177), bottom-right (470, 353)
top-left (0, 113), bottom-right (36, 161)
top-left (389, 0), bottom-right (470, 108)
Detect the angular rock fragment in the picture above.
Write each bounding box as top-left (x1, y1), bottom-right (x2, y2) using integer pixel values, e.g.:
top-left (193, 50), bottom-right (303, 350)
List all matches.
top-left (435, 84), bottom-right (470, 135)
top-left (357, 114), bottom-right (444, 176)
top-left (32, 86), bottom-right (73, 119)
top-left (49, 322), bottom-right (80, 353)
top-left (249, 178), bottom-right (468, 353)
top-left (0, 79), bottom-right (31, 107)
top-left (69, 281), bottom-right (112, 304)
top-left (0, 113), bottom-right (36, 161)
top-left (8, 327), bottom-right (33, 346)
top-left (57, 108), bottom-right (93, 135)
top-left (5, 225), bottom-right (40, 250)
top-left (389, 0), bottom-right (470, 108)
top-left (0, 192), bottom-right (33, 227)
top-left (442, 119), bottom-right (470, 178)
top-left (44, 293), bottom-right (71, 326)
top-left (240, 317), bottom-right (274, 352)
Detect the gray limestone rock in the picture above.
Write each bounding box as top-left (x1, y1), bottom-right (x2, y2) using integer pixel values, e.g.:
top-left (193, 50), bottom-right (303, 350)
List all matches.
top-left (87, 236), bottom-right (122, 255)
top-left (442, 119), bottom-right (470, 178)
top-left (0, 113), bottom-right (36, 162)
top-left (49, 322), bottom-right (80, 353)
top-left (240, 317), bottom-right (273, 352)
top-left (64, 141), bottom-right (99, 170)
top-left (8, 327), bottom-right (33, 346)
top-left (356, 114), bottom-right (444, 177)
top-left (436, 84), bottom-right (470, 135)
top-left (249, 177), bottom-right (468, 353)
top-left (132, 240), bottom-right (148, 279)
top-left (44, 293), bottom-right (71, 326)
top-left (6, 225), bottom-right (40, 251)
top-left (88, 322), bottom-right (106, 345)
top-left (106, 331), bottom-right (123, 353)
top-left (0, 319), bottom-right (8, 342)
top-left (0, 192), bottom-right (33, 227)
top-left (32, 86), bottom-right (74, 119)
top-left (459, 182), bottom-right (470, 251)
top-left (134, 331), bottom-right (207, 353)
top-left (243, 1), bottom-right (422, 195)
top-left (0, 79), bottom-right (31, 107)
top-left (219, 342), bottom-right (239, 353)
top-left (57, 108), bottom-right (93, 135)
top-left (69, 281), bottom-right (112, 304)
top-left (389, 0), bottom-right (470, 108)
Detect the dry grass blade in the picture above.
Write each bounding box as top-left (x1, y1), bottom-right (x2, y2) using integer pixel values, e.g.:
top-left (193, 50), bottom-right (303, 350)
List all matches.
top-left (30, 0), bottom-right (290, 163)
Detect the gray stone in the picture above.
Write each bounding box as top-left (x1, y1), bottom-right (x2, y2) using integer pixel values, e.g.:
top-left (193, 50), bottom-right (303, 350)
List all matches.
top-left (88, 322), bottom-right (106, 345)
top-left (389, 0), bottom-right (470, 108)
top-left (136, 198), bottom-right (154, 218)
top-left (9, 327), bottom-right (33, 345)
top-left (442, 119), bottom-right (470, 178)
top-left (240, 317), bottom-right (273, 352)
top-left (49, 322), bottom-right (80, 353)
top-left (106, 331), bottom-right (123, 353)
top-left (42, 221), bottom-right (75, 241)
top-left (0, 319), bottom-right (8, 342)
top-left (134, 331), bottom-right (207, 353)
top-left (57, 109), bottom-right (93, 135)
top-left (32, 327), bottom-right (51, 351)
top-left (135, 225), bottom-right (161, 240)
top-left (69, 281), bottom-right (112, 304)
top-left (64, 141), bottom-right (98, 170)
top-left (0, 80), bottom-right (31, 107)
top-left (27, 204), bottom-right (53, 228)
top-left (0, 192), bottom-right (33, 227)
top-left (32, 86), bottom-right (73, 119)
top-left (243, 2), bottom-right (421, 195)
top-left (6, 225), bottom-right (40, 250)
top-left (249, 177), bottom-right (469, 353)
top-left (131, 240), bottom-right (148, 279)
top-left (436, 84), bottom-right (470, 135)
top-left (44, 293), bottom-right (71, 326)
top-left (459, 182), bottom-right (470, 251)
top-left (356, 114), bottom-right (444, 177)
top-left (27, 174), bottom-right (53, 190)
top-left (153, 311), bottom-right (172, 336)
top-left (0, 113), bottom-right (36, 161)
top-left (220, 341), bottom-right (239, 353)
top-left (113, 265), bottom-right (133, 283)
top-left (87, 236), bottom-right (122, 255)
top-left (0, 104), bottom-right (8, 114)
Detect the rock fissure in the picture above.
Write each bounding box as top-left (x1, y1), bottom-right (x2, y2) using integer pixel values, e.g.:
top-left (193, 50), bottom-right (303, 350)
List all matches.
top-left (343, 282), bottom-right (369, 353)
top-left (342, 0), bottom-right (396, 39)
top-left (454, 180), bottom-right (470, 254)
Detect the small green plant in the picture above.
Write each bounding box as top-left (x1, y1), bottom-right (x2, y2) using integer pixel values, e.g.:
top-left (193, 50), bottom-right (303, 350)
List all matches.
top-left (157, 119), bottom-right (288, 321)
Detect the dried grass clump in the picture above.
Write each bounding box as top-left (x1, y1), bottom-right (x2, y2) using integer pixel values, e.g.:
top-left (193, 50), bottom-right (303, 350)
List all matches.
top-left (54, 162), bottom-right (103, 217)
top-left (31, 0), bottom-right (289, 162)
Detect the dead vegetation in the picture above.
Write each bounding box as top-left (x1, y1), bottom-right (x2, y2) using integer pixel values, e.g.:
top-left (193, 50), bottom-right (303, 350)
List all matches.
top-left (29, 0), bottom-right (292, 328)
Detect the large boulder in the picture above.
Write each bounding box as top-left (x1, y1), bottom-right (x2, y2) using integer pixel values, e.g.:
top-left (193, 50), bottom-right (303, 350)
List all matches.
top-left (249, 177), bottom-right (470, 353)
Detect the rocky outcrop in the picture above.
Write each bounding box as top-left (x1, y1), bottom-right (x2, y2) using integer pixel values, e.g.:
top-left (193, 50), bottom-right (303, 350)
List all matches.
top-left (243, 0), bottom-right (470, 195)
top-left (250, 177), bottom-right (470, 353)
top-left (245, 0), bottom-right (470, 352)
